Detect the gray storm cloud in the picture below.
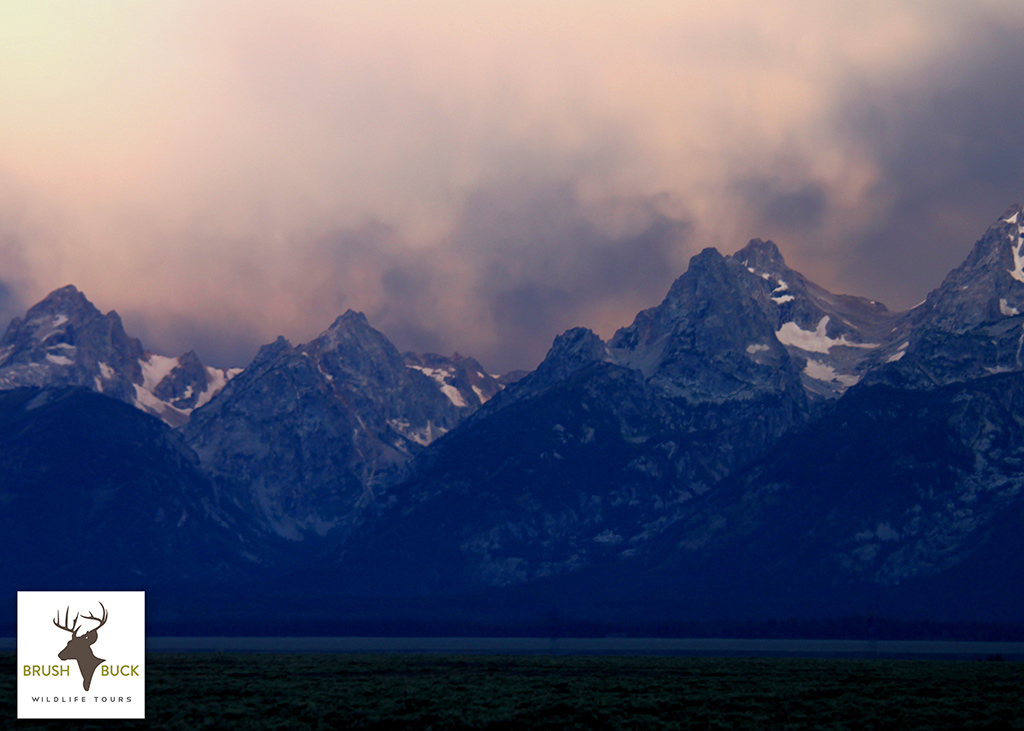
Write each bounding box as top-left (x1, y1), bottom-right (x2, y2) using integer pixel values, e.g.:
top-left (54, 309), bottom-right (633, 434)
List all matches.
top-left (0, 3), bottom-right (1022, 372)
top-left (832, 23), bottom-right (1024, 305)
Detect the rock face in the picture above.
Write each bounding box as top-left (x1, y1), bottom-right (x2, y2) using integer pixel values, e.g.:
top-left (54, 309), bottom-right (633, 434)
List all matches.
top-left (609, 246), bottom-right (807, 403)
top-left (0, 286), bottom-right (145, 402)
top-left (0, 286), bottom-right (239, 426)
top-left (866, 204), bottom-right (1024, 388)
top-left (183, 311), bottom-right (496, 541)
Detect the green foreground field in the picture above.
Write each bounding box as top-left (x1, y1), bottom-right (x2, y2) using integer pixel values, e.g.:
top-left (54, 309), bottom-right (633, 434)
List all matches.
top-left (3, 652), bottom-right (1022, 730)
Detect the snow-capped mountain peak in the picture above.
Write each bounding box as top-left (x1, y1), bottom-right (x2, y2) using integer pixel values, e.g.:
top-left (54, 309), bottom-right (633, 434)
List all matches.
top-left (913, 203), bottom-right (1024, 328)
top-left (0, 286), bottom-right (240, 426)
top-left (603, 241), bottom-right (896, 402)
top-left (729, 240), bottom-right (901, 398)
top-left (862, 205), bottom-right (1024, 389)
top-left (183, 310), bottom-right (503, 541)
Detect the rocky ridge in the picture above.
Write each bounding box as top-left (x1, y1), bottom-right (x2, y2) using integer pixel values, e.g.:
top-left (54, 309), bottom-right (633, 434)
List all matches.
top-left (3, 204), bottom-right (1024, 628)
top-left (341, 204), bottom-right (1024, 601)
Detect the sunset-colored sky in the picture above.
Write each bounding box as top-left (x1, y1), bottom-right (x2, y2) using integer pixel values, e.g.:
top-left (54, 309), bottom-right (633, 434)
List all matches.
top-left (1, 2), bottom-right (1023, 371)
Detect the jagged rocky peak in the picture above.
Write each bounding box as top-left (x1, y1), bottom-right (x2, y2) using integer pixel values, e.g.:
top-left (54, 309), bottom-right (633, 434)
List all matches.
top-left (548, 327), bottom-right (611, 367)
top-left (732, 238), bottom-right (892, 332)
top-left (183, 309), bottom-right (498, 541)
top-left (911, 203), bottom-right (1024, 331)
top-left (321, 309), bottom-right (375, 340)
top-left (304, 309), bottom-right (407, 380)
top-left (323, 309), bottom-right (374, 340)
top-left (2, 284), bottom-right (135, 355)
top-left (253, 335), bottom-right (294, 362)
top-left (609, 246), bottom-right (803, 401)
top-left (729, 239), bottom-right (902, 399)
top-left (521, 327), bottom-right (613, 391)
top-left (303, 310), bottom-right (381, 357)
top-left (603, 239), bottom-right (907, 401)
top-left (302, 308), bottom-right (505, 411)
top-left (0, 285), bottom-right (145, 399)
top-left (0, 285), bottom-right (239, 426)
top-left (734, 238), bottom-right (787, 273)
top-left (610, 247), bottom-right (731, 355)
top-left (864, 204), bottom-right (1024, 389)
top-left (731, 238), bottom-right (807, 317)
top-left (12, 283), bottom-right (96, 322)
top-left (661, 246), bottom-right (735, 304)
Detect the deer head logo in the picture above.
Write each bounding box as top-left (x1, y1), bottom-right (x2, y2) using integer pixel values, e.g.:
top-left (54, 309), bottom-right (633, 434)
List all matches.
top-left (53, 602), bottom-right (108, 691)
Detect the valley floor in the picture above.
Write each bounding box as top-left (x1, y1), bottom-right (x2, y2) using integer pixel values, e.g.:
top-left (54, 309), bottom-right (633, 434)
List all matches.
top-left (2, 652), bottom-right (1022, 729)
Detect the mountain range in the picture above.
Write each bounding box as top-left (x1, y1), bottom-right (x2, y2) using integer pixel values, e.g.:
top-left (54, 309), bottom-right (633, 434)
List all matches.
top-left (2, 204), bottom-right (1023, 634)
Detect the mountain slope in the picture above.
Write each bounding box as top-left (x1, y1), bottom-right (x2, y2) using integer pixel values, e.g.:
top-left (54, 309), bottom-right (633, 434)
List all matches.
top-left (0, 387), bottom-right (253, 591)
top-left (629, 370), bottom-right (1024, 622)
top-left (342, 248), bottom-right (814, 593)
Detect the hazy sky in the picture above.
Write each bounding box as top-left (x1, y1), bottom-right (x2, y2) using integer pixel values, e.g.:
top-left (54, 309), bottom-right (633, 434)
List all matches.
top-left (1, 2), bottom-right (1023, 371)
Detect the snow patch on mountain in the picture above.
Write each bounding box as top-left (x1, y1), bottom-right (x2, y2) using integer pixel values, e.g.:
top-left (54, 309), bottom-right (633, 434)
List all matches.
top-left (440, 384), bottom-right (467, 407)
top-left (883, 341), bottom-right (910, 364)
top-left (388, 418), bottom-right (448, 446)
top-left (803, 359), bottom-right (860, 387)
top-left (141, 354), bottom-right (180, 390)
top-left (27, 314), bottom-right (70, 345)
top-left (134, 383), bottom-right (189, 422)
top-left (196, 367), bottom-right (242, 409)
top-left (135, 354), bottom-right (241, 422)
top-left (776, 316), bottom-right (879, 354)
top-left (407, 364), bottom-right (469, 407)
top-left (1008, 224), bottom-right (1024, 283)
top-left (770, 281), bottom-right (794, 304)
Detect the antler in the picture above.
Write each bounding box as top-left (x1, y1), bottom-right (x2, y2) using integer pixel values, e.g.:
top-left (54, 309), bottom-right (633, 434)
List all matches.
top-left (80, 602), bottom-right (107, 634)
top-left (53, 607), bottom-right (81, 636)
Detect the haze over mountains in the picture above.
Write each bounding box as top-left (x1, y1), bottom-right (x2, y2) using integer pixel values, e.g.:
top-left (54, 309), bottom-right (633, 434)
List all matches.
top-left (3, 205), bottom-right (1024, 633)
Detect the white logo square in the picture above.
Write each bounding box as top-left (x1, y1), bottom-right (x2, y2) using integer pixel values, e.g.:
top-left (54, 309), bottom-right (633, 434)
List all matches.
top-left (17, 591), bottom-right (145, 719)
